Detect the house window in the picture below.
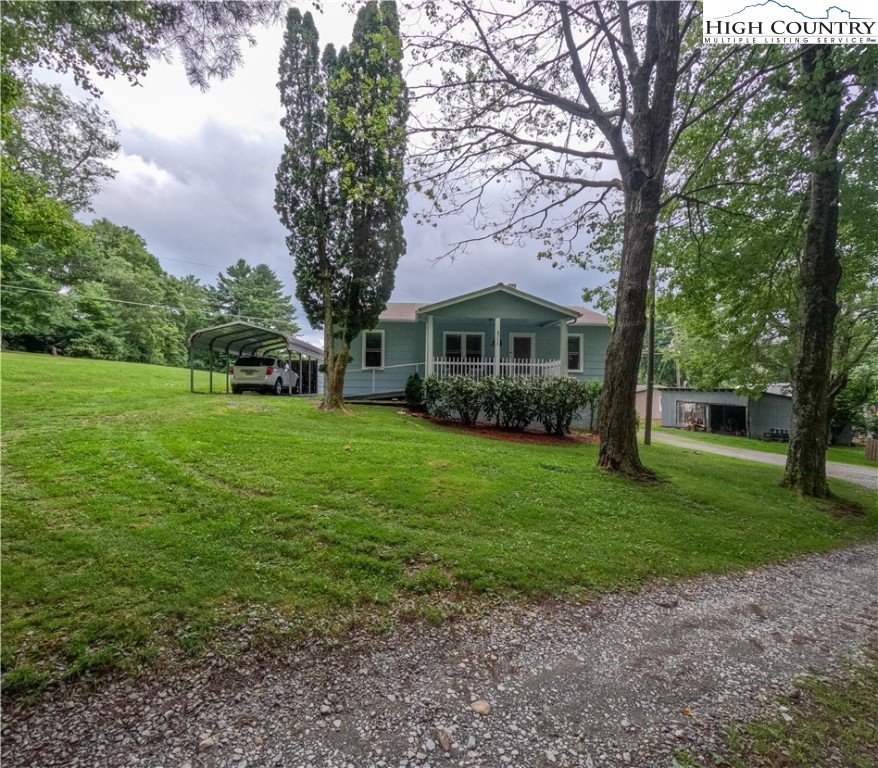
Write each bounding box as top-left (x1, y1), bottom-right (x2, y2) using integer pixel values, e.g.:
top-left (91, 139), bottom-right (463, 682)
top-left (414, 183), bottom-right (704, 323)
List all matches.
top-left (567, 335), bottom-right (583, 372)
top-left (444, 333), bottom-right (483, 361)
top-left (363, 330), bottom-right (384, 369)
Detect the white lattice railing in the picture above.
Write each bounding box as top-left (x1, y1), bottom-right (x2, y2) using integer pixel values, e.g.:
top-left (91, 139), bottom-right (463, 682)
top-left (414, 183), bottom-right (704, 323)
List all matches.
top-left (432, 358), bottom-right (562, 380)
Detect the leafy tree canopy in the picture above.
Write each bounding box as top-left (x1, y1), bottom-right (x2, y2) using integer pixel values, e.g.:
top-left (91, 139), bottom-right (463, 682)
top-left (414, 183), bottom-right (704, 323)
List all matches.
top-left (0, 1), bottom-right (286, 94)
top-left (4, 80), bottom-right (119, 211)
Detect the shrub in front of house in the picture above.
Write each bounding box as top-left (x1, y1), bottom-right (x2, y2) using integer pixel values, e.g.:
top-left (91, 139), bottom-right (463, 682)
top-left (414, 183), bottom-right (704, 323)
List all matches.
top-left (442, 375), bottom-right (482, 426)
top-left (405, 372), bottom-right (425, 412)
top-left (493, 376), bottom-right (537, 431)
top-left (533, 377), bottom-right (590, 436)
top-left (423, 374), bottom-right (448, 419)
top-left (476, 376), bottom-right (502, 426)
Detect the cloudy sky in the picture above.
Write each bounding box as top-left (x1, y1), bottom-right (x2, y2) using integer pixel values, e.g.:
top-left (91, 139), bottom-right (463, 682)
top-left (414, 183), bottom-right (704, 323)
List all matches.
top-left (53, 4), bottom-right (608, 345)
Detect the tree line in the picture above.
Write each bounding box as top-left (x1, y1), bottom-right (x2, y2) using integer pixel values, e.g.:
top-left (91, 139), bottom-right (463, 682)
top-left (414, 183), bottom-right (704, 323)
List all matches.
top-left (1, 211), bottom-right (299, 366)
top-left (1, 2), bottom-right (298, 368)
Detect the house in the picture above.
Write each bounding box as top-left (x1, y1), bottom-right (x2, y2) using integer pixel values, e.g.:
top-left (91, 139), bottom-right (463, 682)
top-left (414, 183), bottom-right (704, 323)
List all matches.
top-left (659, 387), bottom-right (792, 438)
top-left (343, 283), bottom-right (610, 397)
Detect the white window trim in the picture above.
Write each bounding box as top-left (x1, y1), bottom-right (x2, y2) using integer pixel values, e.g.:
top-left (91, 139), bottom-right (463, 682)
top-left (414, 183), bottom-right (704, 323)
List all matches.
top-left (508, 332), bottom-right (536, 360)
top-left (362, 329), bottom-right (385, 369)
top-left (442, 331), bottom-right (485, 359)
top-left (567, 334), bottom-right (584, 373)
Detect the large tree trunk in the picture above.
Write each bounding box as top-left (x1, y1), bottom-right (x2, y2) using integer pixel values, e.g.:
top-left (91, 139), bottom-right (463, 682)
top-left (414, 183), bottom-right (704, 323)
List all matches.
top-left (321, 339), bottom-right (351, 411)
top-left (782, 46), bottom-right (843, 498)
top-left (598, 178), bottom-right (662, 477)
top-left (597, 2), bottom-right (681, 479)
top-left (320, 276), bottom-right (351, 412)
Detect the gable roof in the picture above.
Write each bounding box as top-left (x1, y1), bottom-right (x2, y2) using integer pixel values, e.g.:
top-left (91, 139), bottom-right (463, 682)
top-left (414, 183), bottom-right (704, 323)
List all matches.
top-left (417, 283), bottom-right (579, 318)
top-left (377, 284), bottom-right (608, 325)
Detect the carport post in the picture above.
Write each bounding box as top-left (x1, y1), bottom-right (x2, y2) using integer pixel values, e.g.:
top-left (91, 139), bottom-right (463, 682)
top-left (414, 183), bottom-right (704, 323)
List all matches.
top-left (299, 355), bottom-right (303, 394)
top-left (288, 351), bottom-right (293, 396)
top-left (209, 349), bottom-right (214, 393)
top-left (189, 347), bottom-right (194, 393)
top-left (224, 340), bottom-right (235, 393)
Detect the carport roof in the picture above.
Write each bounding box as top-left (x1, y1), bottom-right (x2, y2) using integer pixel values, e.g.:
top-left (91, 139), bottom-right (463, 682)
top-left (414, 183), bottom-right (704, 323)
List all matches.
top-left (187, 322), bottom-right (323, 359)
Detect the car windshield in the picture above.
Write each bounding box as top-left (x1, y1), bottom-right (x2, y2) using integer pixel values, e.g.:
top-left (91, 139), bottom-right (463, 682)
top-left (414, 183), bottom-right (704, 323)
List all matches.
top-left (234, 357), bottom-right (276, 367)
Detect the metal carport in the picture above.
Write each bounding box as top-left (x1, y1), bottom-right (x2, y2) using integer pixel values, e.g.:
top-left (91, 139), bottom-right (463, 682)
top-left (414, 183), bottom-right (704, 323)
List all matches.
top-left (187, 322), bottom-right (324, 395)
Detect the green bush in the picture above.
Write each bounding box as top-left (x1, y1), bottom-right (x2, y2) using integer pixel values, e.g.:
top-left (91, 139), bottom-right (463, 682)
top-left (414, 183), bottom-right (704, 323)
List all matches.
top-left (422, 374), bottom-right (448, 419)
top-left (584, 379), bottom-right (602, 431)
top-left (443, 375), bottom-right (482, 425)
top-left (534, 377), bottom-right (590, 436)
top-left (494, 376), bottom-right (537, 431)
top-left (476, 376), bottom-right (502, 425)
top-left (426, 374), bottom-right (594, 434)
top-left (404, 372), bottom-right (425, 411)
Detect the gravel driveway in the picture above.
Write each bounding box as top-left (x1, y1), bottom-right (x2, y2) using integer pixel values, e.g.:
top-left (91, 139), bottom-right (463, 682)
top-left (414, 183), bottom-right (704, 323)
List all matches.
top-left (650, 430), bottom-right (878, 491)
top-left (4, 543), bottom-right (878, 768)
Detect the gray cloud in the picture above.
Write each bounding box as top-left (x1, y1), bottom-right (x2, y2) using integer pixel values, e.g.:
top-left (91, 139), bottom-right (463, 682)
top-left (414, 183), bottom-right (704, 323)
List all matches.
top-left (86, 104), bottom-right (611, 349)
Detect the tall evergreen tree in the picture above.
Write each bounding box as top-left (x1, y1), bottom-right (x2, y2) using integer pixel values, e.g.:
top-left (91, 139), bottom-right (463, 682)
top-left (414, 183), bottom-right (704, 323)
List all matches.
top-left (210, 258), bottom-right (300, 334)
top-left (275, 3), bottom-right (407, 411)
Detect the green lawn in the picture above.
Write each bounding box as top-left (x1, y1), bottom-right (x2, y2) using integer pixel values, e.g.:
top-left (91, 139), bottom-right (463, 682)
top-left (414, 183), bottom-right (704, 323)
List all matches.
top-left (654, 425), bottom-right (878, 467)
top-left (2, 351), bottom-right (876, 697)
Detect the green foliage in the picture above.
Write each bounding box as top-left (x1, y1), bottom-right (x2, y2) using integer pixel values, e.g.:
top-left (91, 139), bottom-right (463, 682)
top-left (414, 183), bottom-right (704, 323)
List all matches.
top-left (440, 375), bottom-right (482, 426)
top-left (426, 375), bottom-right (588, 435)
top-left (479, 376), bottom-right (537, 432)
top-left (209, 258), bottom-right (299, 334)
top-left (657, 46), bottom-right (877, 396)
top-left (4, 80), bottom-right (119, 211)
top-left (1, 352), bottom-right (876, 694)
top-left (404, 371), bottom-right (424, 412)
top-left (422, 374), bottom-right (446, 418)
top-left (830, 370), bottom-right (876, 442)
top-left (533, 377), bottom-right (590, 436)
top-left (275, 3), bottom-right (407, 406)
top-left (583, 379), bottom-right (603, 431)
top-left (0, 1), bottom-right (285, 94)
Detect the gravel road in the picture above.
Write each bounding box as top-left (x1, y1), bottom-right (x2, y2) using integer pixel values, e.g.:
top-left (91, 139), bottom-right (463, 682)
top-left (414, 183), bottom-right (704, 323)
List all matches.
top-left (650, 430), bottom-right (878, 491)
top-left (5, 542), bottom-right (878, 768)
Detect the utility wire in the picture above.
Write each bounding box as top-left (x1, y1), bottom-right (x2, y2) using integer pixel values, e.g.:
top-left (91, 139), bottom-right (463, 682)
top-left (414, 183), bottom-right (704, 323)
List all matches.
top-left (0, 282), bottom-right (291, 328)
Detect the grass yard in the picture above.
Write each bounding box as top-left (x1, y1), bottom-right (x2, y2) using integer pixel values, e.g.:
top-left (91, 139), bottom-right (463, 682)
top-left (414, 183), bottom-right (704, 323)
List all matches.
top-left (654, 425), bottom-right (878, 467)
top-left (2, 352), bottom-right (877, 697)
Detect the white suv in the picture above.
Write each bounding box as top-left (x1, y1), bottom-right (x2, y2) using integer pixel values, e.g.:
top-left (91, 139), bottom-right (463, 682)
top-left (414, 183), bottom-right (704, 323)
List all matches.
top-left (231, 356), bottom-right (299, 395)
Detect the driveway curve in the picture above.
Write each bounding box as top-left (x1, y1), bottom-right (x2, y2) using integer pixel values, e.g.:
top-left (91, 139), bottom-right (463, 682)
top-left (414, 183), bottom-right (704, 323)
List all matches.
top-left (5, 544), bottom-right (878, 768)
top-left (650, 430), bottom-right (877, 491)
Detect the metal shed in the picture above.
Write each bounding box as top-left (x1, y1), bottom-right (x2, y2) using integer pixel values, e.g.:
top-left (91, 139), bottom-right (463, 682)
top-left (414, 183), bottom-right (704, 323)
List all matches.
top-left (187, 321), bottom-right (324, 395)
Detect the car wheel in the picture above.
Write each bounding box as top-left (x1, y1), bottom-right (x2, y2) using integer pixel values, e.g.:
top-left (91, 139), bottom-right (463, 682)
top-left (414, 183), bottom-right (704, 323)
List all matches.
top-left (232, 387), bottom-right (242, 395)
top-left (274, 378), bottom-right (284, 395)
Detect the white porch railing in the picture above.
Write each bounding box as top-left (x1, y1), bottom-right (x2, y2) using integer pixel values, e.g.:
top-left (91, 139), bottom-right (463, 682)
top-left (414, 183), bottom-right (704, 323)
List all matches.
top-left (432, 357), bottom-right (562, 380)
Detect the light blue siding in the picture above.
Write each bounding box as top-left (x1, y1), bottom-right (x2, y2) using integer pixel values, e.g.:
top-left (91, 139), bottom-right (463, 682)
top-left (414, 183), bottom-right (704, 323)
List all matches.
top-left (345, 321), bottom-right (426, 396)
top-left (568, 326), bottom-right (610, 382)
top-left (428, 292), bottom-right (571, 322)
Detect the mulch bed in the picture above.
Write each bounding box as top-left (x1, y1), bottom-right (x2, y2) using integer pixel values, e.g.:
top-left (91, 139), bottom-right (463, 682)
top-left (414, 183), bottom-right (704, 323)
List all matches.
top-left (401, 411), bottom-right (599, 445)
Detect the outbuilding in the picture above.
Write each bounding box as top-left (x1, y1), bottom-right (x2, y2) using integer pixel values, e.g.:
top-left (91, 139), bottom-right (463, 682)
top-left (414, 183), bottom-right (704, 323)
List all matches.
top-left (659, 387), bottom-right (792, 439)
top-left (187, 322), bottom-right (324, 396)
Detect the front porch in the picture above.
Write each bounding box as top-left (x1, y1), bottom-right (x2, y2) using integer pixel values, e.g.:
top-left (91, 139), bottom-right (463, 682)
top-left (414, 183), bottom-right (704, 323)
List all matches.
top-left (431, 357), bottom-right (562, 380)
